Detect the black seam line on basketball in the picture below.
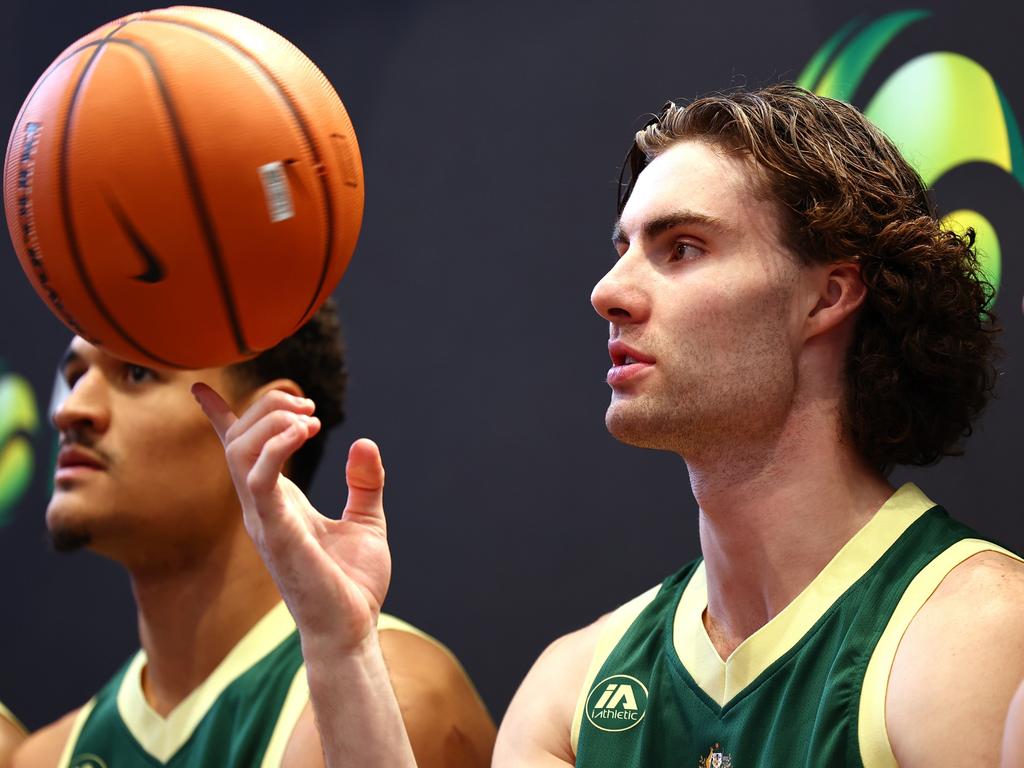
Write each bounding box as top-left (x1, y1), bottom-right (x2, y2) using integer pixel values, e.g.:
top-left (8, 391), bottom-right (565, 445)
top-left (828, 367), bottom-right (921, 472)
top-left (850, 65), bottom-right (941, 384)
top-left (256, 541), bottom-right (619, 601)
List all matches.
top-left (7, 22), bottom-right (131, 158)
top-left (104, 32), bottom-right (252, 357)
top-left (105, 195), bottom-right (166, 283)
top-left (6, 22), bottom-right (133, 344)
top-left (128, 16), bottom-right (337, 324)
top-left (56, 37), bottom-right (186, 369)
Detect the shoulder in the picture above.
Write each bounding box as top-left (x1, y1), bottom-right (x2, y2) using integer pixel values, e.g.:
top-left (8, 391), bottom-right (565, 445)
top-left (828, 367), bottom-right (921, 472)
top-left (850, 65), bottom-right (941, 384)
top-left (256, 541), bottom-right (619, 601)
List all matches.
top-left (281, 618), bottom-right (496, 768)
top-left (10, 708), bottom-right (81, 768)
top-left (0, 705), bottom-right (26, 768)
top-left (887, 549), bottom-right (1024, 768)
top-left (494, 581), bottom-right (664, 768)
top-left (377, 619), bottom-right (496, 768)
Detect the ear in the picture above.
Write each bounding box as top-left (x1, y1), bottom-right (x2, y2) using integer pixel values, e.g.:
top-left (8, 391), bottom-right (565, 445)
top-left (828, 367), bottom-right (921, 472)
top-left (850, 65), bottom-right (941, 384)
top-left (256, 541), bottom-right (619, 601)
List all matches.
top-left (804, 261), bottom-right (866, 341)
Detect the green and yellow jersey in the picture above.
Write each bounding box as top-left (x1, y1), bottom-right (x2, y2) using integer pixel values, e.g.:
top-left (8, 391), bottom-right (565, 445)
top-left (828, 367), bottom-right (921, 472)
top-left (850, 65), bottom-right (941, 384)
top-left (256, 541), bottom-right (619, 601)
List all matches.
top-left (59, 603), bottom-right (436, 768)
top-left (572, 483), bottom-right (1020, 768)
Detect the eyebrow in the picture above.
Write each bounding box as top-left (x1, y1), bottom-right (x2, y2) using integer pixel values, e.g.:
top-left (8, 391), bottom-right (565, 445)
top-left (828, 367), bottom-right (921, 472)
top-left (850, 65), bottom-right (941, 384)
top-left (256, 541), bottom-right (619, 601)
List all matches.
top-left (611, 210), bottom-right (726, 245)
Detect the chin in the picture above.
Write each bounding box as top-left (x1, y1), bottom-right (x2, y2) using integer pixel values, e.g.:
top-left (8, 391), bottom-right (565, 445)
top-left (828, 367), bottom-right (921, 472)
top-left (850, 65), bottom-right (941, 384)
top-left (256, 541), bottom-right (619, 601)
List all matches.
top-left (46, 492), bottom-right (99, 547)
top-left (605, 400), bottom-right (679, 451)
top-left (45, 508), bottom-right (92, 552)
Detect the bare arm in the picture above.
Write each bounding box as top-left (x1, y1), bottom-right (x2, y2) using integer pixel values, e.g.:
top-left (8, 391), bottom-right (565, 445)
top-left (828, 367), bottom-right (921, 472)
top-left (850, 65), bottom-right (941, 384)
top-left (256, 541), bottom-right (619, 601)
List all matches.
top-left (10, 709), bottom-right (77, 768)
top-left (494, 619), bottom-right (606, 768)
top-left (887, 551), bottom-right (1024, 768)
top-left (194, 385), bottom-right (416, 768)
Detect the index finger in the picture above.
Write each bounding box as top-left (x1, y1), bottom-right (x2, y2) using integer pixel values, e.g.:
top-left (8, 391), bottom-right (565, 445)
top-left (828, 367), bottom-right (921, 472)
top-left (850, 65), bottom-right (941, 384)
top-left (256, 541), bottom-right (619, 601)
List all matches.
top-left (192, 382), bottom-right (238, 443)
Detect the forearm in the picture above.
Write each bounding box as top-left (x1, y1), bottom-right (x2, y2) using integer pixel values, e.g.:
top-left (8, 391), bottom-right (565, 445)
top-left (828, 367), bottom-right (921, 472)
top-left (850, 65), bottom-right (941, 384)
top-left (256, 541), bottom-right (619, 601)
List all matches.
top-left (303, 631), bottom-right (417, 768)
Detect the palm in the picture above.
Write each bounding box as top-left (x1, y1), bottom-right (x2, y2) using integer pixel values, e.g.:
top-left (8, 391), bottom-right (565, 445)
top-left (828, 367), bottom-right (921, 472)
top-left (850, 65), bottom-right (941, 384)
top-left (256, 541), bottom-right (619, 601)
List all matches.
top-left (252, 471), bottom-right (391, 648)
top-left (193, 383), bottom-right (393, 652)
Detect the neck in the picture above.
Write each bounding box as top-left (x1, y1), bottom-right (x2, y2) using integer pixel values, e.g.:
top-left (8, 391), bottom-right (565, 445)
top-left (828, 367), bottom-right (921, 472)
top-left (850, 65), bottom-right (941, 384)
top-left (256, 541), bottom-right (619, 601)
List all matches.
top-left (687, 396), bottom-right (893, 660)
top-left (129, 528), bottom-right (281, 716)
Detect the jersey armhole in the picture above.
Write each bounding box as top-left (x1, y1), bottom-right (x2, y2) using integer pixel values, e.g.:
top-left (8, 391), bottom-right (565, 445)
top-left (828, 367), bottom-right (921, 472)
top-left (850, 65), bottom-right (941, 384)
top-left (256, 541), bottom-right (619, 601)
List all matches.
top-left (0, 701), bottom-right (26, 735)
top-left (858, 540), bottom-right (1023, 768)
top-left (569, 584), bottom-right (662, 758)
top-left (56, 698), bottom-right (98, 768)
top-left (260, 665), bottom-right (310, 768)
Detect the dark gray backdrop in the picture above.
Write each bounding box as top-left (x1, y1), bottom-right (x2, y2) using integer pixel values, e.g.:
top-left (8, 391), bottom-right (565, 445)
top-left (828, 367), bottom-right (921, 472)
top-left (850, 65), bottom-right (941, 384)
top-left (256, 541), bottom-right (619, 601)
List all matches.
top-left (1, 0), bottom-right (1021, 731)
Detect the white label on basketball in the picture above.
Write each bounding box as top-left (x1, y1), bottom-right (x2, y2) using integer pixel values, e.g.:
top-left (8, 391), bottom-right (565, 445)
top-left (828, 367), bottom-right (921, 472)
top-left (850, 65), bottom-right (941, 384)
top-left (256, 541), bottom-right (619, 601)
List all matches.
top-left (258, 161), bottom-right (295, 223)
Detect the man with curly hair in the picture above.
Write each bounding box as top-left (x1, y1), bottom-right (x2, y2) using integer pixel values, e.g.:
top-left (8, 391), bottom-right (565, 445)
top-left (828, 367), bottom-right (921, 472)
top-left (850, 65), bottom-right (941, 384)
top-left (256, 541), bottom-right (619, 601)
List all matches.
top-left (491, 84), bottom-right (1024, 768)
top-left (189, 84), bottom-right (1021, 768)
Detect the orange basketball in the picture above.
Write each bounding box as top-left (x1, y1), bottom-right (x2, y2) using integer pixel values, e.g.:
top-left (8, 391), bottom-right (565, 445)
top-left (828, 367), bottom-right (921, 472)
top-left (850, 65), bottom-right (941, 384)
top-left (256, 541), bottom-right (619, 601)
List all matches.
top-left (3, 6), bottom-right (363, 368)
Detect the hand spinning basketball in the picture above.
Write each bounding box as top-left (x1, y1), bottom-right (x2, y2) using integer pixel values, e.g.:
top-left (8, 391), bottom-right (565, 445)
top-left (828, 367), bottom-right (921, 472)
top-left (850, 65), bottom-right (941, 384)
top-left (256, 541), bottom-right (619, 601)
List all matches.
top-left (4, 6), bottom-right (363, 367)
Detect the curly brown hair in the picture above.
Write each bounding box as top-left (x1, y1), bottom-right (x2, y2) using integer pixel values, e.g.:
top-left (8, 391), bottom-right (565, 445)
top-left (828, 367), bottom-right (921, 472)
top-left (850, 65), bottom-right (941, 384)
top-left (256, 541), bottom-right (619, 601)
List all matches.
top-left (620, 84), bottom-right (999, 473)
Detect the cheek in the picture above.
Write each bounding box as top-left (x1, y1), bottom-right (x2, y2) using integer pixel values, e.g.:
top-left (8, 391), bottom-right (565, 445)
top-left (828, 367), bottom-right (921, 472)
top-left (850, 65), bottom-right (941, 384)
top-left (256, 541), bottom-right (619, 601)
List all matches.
top-left (685, 277), bottom-right (794, 374)
top-left (122, 416), bottom-right (229, 488)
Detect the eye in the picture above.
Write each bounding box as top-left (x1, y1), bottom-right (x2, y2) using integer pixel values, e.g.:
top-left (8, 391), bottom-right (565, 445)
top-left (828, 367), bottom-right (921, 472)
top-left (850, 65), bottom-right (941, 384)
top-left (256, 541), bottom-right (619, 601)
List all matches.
top-left (670, 241), bottom-right (704, 262)
top-left (63, 367), bottom-right (85, 389)
top-left (124, 364), bottom-right (156, 385)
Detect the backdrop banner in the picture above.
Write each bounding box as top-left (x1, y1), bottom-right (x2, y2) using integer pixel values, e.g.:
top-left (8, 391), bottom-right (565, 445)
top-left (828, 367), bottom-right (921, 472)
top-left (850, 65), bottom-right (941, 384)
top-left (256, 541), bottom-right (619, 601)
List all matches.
top-left (1, 0), bottom-right (1020, 729)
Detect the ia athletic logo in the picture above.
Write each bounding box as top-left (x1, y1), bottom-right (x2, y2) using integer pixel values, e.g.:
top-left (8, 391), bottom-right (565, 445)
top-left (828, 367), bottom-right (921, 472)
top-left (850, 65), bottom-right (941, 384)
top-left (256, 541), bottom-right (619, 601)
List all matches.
top-left (71, 755), bottom-right (109, 768)
top-left (585, 674), bottom-right (649, 733)
top-left (698, 743), bottom-right (733, 768)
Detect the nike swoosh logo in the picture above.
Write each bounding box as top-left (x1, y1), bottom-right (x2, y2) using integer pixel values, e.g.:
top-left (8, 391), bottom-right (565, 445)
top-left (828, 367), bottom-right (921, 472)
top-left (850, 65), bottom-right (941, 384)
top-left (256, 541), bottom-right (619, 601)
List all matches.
top-left (107, 197), bottom-right (166, 283)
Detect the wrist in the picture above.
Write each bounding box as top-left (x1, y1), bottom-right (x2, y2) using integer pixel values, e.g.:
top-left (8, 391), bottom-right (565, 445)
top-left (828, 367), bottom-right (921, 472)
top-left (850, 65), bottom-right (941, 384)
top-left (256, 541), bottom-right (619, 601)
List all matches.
top-left (301, 626), bottom-right (385, 681)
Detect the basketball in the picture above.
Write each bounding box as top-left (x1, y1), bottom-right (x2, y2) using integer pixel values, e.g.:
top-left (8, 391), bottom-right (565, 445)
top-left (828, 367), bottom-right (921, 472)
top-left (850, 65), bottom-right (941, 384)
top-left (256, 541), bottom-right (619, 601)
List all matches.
top-left (3, 6), bottom-right (363, 368)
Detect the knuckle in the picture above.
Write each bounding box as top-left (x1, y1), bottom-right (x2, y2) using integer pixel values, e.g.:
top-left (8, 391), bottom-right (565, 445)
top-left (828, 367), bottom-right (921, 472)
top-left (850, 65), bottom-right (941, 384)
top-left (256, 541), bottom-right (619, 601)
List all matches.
top-left (224, 441), bottom-right (243, 466)
top-left (265, 411), bottom-right (297, 435)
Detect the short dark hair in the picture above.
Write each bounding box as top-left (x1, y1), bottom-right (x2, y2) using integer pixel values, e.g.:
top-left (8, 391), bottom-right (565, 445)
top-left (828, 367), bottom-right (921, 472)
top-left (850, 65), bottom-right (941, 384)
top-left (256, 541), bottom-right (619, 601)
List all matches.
top-left (619, 84), bottom-right (1000, 473)
top-left (226, 298), bottom-right (346, 491)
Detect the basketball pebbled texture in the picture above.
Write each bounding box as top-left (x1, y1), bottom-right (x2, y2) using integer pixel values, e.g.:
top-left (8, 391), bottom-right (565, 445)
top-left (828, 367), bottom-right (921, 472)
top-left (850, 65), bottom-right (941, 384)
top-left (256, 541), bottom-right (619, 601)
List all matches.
top-left (4, 6), bottom-right (364, 368)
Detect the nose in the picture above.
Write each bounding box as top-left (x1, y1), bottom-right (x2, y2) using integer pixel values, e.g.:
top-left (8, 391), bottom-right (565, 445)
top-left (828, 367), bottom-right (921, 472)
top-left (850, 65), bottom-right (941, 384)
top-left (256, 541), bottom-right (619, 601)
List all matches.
top-left (52, 368), bottom-right (110, 437)
top-left (591, 249), bottom-right (650, 326)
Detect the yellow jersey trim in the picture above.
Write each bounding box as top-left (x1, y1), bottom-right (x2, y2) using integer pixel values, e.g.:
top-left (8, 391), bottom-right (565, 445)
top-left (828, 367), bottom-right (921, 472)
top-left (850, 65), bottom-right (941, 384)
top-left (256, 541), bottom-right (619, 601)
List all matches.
top-left (673, 483), bottom-right (936, 708)
top-left (117, 600), bottom-right (296, 763)
top-left (57, 699), bottom-right (97, 768)
top-left (858, 539), bottom-right (1023, 768)
top-left (260, 664), bottom-right (310, 768)
top-left (570, 584), bottom-right (661, 757)
top-left (0, 700), bottom-right (26, 734)
top-left (109, 604), bottom-right (448, 766)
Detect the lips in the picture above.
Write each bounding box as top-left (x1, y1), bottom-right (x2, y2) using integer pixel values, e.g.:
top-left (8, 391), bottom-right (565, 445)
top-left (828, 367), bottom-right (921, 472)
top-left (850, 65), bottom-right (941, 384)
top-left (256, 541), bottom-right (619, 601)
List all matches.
top-left (606, 340), bottom-right (655, 387)
top-left (56, 445), bottom-right (106, 471)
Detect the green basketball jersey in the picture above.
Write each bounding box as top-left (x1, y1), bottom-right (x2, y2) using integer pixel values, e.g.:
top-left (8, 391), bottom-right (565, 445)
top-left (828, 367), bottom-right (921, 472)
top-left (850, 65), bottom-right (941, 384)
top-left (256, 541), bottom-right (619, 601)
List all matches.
top-left (572, 484), bottom-right (1020, 768)
top-left (59, 604), bottom-right (430, 768)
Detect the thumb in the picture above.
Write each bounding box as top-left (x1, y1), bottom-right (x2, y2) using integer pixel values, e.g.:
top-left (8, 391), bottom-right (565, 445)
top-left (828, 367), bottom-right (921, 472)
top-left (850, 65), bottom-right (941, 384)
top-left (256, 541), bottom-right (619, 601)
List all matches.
top-left (342, 438), bottom-right (386, 530)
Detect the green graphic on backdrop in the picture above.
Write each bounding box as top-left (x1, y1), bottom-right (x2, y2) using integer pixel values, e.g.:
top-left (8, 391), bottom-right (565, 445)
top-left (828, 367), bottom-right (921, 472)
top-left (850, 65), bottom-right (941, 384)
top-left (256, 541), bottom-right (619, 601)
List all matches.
top-left (0, 369), bottom-right (39, 526)
top-left (798, 11), bottom-right (1024, 303)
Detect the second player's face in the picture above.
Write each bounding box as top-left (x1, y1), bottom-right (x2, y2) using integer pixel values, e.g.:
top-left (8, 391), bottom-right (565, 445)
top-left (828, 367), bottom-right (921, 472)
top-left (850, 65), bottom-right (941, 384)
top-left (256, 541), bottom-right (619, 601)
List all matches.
top-left (47, 338), bottom-right (243, 568)
top-left (591, 140), bottom-right (807, 458)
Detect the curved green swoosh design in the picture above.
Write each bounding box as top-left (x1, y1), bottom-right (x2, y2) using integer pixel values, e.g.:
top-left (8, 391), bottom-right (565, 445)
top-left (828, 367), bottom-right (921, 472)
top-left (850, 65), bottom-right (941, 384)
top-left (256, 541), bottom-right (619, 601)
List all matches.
top-left (799, 11), bottom-right (1023, 304)
top-left (798, 10), bottom-right (930, 100)
top-left (0, 373), bottom-right (39, 524)
top-left (941, 210), bottom-right (1001, 301)
top-left (864, 54), bottom-right (1018, 188)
